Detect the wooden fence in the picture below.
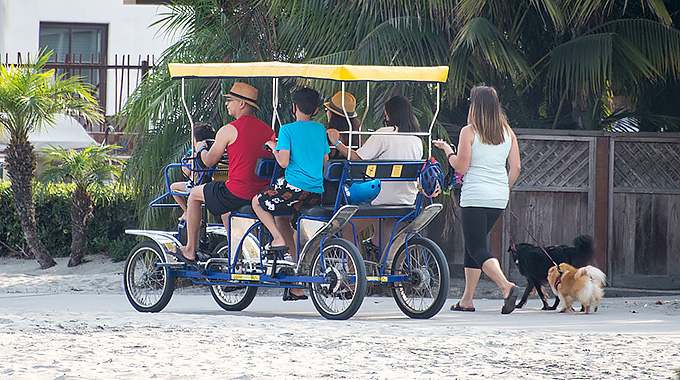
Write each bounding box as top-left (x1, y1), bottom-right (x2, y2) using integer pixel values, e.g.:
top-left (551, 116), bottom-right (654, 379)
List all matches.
top-left (427, 129), bottom-right (680, 290)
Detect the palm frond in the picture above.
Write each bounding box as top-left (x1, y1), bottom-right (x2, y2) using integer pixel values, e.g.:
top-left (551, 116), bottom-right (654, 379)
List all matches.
top-left (449, 17), bottom-right (533, 98)
top-left (543, 30), bottom-right (659, 102)
top-left (589, 19), bottom-right (680, 77)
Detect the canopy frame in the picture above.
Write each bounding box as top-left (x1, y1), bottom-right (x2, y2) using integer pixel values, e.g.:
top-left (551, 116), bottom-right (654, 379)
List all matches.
top-left (173, 62), bottom-right (448, 165)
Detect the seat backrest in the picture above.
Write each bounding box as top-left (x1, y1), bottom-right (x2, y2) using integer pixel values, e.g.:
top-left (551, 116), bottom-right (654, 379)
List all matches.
top-left (324, 159), bottom-right (426, 182)
top-left (255, 157), bottom-right (278, 179)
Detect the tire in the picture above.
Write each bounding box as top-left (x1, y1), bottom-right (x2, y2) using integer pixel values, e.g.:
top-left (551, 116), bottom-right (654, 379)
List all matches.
top-left (390, 236), bottom-right (450, 319)
top-left (208, 240), bottom-right (258, 312)
top-left (124, 241), bottom-right (176, 313)
top-left (309, 238), bottom-right (366, 320)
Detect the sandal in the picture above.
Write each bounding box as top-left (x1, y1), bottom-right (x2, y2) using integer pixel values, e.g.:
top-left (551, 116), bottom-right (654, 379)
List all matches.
top-left (169, 249), bottom-right (206, 275)
top-left (450, 302), bottom-right (475, 312)
top-left (501, 285), bottom-right (518, 314)
top-left (264, 243), bottom-right (289, 252)
top-left (283, 288), bottom-right (308, 301)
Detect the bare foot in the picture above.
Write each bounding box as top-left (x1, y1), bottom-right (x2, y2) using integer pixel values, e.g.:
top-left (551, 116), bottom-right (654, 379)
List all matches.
top-left (179, 245), bottom-right (196, 261)
top-left (178, 213), bottom-right (187, 222)
top-left (291, 289), bottom-right (305, 297)
top-left (502, 282), bottom-right (517, 299)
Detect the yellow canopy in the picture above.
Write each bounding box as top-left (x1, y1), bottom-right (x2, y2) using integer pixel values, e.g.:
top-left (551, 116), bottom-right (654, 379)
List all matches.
top-left (169, 62), bottom-right (448, 83)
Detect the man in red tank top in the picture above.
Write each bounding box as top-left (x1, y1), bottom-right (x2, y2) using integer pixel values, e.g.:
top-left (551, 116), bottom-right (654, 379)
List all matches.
top-left (177, 82), bottom-right (274, 265)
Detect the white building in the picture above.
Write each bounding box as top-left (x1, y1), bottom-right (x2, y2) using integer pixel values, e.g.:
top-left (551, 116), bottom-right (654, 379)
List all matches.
top-left (0, 0), bottom-right (174, 177)
top-left (0, 0), bottom-right (175, 116)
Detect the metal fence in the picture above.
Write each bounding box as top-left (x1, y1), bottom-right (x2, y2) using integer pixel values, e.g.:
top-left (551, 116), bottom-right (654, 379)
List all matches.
top-left (1, 52), bottom-right (154, 132)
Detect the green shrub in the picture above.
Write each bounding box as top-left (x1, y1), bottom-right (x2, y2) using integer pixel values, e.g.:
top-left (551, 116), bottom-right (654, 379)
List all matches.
top-left (0, 181), bottom-right (138, 261)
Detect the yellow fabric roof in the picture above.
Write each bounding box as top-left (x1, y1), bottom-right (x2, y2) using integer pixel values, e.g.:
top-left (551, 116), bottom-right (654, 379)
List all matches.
top-left (168, 62), bottom-right (448, 83)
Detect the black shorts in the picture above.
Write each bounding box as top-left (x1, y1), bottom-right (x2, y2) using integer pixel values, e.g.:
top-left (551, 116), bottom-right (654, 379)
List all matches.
top-left (203, 181), bottom-right (251, 217)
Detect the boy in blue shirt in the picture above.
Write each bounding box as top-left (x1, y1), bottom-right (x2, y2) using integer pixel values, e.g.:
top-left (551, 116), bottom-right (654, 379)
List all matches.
top-left (252, 88), bottom-right (329, 299)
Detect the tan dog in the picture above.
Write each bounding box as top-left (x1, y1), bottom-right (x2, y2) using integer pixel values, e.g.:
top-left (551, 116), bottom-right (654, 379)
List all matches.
top-left (548, 263), bottom-right (606, 314)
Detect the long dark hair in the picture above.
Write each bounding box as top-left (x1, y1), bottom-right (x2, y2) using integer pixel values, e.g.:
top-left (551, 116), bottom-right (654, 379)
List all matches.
top-left (384, 95), bottom-right (420, 133)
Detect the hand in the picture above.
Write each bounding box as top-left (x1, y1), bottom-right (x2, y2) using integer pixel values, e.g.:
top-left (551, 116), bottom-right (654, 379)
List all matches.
top-left (264, 140), bottom-right (277, 151)
top-left (327, 129), bottom-right (340, 145)
top-left (432, 139), bottom-right (454, 155)
top-left (195, 141), bottom-right (208, 149)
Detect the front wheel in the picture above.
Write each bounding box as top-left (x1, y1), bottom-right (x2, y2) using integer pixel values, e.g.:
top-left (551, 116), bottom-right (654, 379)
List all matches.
top-left (124, 241), bottom-right (176, 312)
top-left (309, 238), bottom-right (366, 320)
top-left (390, 236), bottom-right (449, 319)
top-left (208, 241), bottom-right (258, 311)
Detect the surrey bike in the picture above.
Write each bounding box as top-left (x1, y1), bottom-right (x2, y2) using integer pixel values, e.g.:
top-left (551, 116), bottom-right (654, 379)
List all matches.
top-left (122, 62), bottom-right (449, 320)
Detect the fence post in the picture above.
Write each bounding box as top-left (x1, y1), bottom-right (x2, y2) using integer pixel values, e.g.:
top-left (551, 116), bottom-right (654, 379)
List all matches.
top-left (594, 136), bottom-right (610, 273)
top-left (141, 59), bottom-right (150, 79)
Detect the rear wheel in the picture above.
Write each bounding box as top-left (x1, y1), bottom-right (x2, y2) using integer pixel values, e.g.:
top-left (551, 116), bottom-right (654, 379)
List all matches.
top-left (124, 241), bottom-right (175, 312)
top-left (209, 240), bottom-right (258, 311)
top-left (309, 238), bottom-right (366, 320)
top-left (390, 236), bottom-right (449, 319)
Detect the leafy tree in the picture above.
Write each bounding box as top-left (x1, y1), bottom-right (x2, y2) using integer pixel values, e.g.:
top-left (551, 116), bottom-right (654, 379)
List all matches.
top-left (39, 145), bottom-right (122, 267)
top-left (0, 50), bottom-right (102, 269)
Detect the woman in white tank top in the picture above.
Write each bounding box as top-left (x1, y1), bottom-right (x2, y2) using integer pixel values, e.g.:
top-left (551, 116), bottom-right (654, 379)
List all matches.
top-left (434, 85), bottom-right (521, 314)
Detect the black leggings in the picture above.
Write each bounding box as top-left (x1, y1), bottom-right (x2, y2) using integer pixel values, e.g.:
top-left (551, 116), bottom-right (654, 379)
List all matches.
top-left (461, 207), bottom-right (503, 269)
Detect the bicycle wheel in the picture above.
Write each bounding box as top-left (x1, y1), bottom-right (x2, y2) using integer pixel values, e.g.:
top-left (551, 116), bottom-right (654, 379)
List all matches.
top-left (309, 238), bottom-right (366, 320)
top-left (390, 236), bottom-right (449, 319)
top-left (208, 240), bottom-right (258, 311)
top-left (124, 241), bottom-right (176, 313)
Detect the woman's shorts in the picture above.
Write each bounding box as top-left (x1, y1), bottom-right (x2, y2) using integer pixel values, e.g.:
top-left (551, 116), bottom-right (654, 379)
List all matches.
top-left (203, 181), bottom-right (251, 217)
top-left (256, 177), bottom-right (321, 229)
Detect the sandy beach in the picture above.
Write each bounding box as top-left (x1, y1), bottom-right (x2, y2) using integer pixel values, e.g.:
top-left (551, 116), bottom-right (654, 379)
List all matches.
top-left (1, 255), bottom-right (679, 380)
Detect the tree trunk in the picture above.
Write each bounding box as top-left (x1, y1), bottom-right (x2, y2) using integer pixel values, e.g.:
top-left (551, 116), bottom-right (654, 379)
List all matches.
top-left (68, 188), bottom-right (93, 267)
top-left (5, 140), bottom-right (56, 269)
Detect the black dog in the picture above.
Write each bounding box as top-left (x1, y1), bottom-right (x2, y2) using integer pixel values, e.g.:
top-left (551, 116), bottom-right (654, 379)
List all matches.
top-left (509, 235), bottom-right (594, 310)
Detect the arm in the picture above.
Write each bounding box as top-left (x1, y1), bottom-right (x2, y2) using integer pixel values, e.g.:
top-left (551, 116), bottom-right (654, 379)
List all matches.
top-left (273, 147), bottom-right (290, 168)
top-left (432, 125), bottom-right (473, 174)
top-left (327, 129), bottom-right (361, 160)
top-left (507, 130), bottom-right (521, 189)
top-left (200, 124), bottom-right (236, 167)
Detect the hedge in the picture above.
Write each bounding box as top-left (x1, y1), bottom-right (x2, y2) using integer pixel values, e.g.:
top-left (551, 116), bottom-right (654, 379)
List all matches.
top-left (0, 181), bottom-right (138, 262)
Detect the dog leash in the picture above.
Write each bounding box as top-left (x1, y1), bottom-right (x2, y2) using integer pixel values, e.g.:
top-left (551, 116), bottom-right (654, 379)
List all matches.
top-left (504, 209), bottom-right (563, 276)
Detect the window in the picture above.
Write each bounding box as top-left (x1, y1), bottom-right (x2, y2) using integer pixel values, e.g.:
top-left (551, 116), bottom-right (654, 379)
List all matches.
top-left (39, 22), bottom-right (108, 108)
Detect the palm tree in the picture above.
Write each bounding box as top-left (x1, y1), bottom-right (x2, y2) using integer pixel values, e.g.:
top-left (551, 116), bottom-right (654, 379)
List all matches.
top-left (40, 145), bottom-right (122, 267)
top-left (0, 51), bottom-right (102, 269)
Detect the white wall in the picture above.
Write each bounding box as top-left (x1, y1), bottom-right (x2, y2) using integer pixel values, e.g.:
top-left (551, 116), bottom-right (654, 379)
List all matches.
top-left (0, 0), bottom-right (176, 115)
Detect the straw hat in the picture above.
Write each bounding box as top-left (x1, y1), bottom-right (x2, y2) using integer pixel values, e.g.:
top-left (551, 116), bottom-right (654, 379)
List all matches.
top-left (223, 82), bottom-right (259, 110)
top-left (324, 91), bottom-right (357, 118)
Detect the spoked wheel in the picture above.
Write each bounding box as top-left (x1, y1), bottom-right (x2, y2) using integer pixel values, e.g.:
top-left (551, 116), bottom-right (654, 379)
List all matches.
top-left (124, 241), bottom-right (176, 312)
top-left (208, 240), bottom-right (258, 311)
top-left (390, 236), bottom-right (449, 319)
top-left (309, 238), bottom-right (366, 320)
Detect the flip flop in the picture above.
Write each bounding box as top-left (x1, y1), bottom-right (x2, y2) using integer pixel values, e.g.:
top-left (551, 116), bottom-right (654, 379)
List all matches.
top-left (169, 249), bottom-right (206, 275)
top-left (283, 288), bottom-right (308, 301)
top-left (264, 243), bottom-right (289, 252)
top-left (501, 285), bottom-right (518, 314)
top-left (450, 302), bottom-right (475, 312)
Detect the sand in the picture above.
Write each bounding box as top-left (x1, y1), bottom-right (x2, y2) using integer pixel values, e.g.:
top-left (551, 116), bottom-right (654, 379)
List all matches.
top-left (1, 255), bottom-right (679, 380)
